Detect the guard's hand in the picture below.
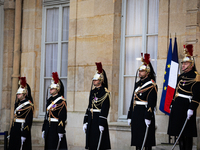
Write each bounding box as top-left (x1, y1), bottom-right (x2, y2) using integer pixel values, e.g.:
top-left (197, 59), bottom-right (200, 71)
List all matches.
top-left (145, 119), bottom-right (151, 127)
top-left (83, 123), bottom-right (88, 133)
top-left (42, 131), bottom-right (45, 139)
top-left (21, 136), bottom-right (26, 143)
top-left (99, 126), bottom-right (104, 132)
top-left (128, 119), bottom-right (131, 126)
top-left (187, 109), bottom-right (193, 120)
top-left (58, 133), bottom-right (64, 141)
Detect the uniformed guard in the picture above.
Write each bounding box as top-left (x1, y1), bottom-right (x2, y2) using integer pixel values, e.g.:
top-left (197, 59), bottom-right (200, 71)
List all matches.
top-left (83, 62), bottom-right (111, 150)
top-left (8, 77), bottom-right (34, 150)
top-left (42, 72), bottom-right (68, 150)
top-left (167, 44), bottom-right (200, 150)
top-left (127, 53), bottom-right (157, 150)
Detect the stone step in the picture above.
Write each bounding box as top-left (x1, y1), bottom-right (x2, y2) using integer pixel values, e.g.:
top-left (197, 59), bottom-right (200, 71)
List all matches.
top-left (0, 144), bottom-right (197, 150)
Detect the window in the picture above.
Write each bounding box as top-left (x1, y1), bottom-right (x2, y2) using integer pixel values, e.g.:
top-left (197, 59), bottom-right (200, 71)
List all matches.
top-left (119, 0), bottom-right (159, 119)
top-left (39, 1), bottom-right (70, 115)
top-left (0, 1), bottom-right (4, 109)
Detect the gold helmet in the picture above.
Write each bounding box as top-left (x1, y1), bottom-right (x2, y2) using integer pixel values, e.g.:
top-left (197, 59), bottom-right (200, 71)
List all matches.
top-left (49, 72), bottom-right (60, 91)
top-left (182, 44), bottom-right (194, 64)
top-left (139, 53), bottom-right (150, 72)
top-left (93, 62), bottom-right (104, 82)
top-left (16, 77), bottom-right (27, 94)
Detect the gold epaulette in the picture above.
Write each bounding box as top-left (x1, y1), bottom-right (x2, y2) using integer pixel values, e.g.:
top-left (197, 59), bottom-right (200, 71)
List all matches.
top-left (151, 79), bottom-right (157, 86)
top-left (28, 100), bottom-right (34, 106)
top-left (195, 71), bottom-right (200, 82)
top-left (61, 96), bottom-right (66, 101)
top-left (104, 87), bottom-right (110, 93)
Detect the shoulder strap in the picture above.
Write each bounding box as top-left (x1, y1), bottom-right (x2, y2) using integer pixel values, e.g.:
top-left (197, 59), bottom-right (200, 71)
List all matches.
top-left (14, 100), bottom-right (32, 114)
top-left (135, 80), bottom-right (152, 93)
top-left (47, 96), bottom-right (62, 112)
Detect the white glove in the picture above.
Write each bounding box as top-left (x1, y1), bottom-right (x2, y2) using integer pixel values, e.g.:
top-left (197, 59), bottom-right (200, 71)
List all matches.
top-left (99, 126), bottom-right (104, 132)
top-left (21, 136), bottom-right (26, 143)
top-left (187, 109), bottom-right (193, 120)
top-left (58, 133), bottom-right (64, 141)
top-left (83, 123), bottom-right (88, 133)
top-left (42, 131), bottom-right (45, 139)
top-left (128, 119), bottom-right (131, 126)
top-left (145, 119), bottom-right (151, 127)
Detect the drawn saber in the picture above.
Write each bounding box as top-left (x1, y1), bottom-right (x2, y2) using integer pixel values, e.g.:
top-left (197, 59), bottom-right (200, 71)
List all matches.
top-left (141, 126), bottom-right (149, 150)
top-left (56, 138), bottom-right (61, 150)
top-left (97, 131), bottom-right (103, 150)
top-left (20, 142), bottom-right (23, 150)
top-left (171, 118), bottom-right (188, 150)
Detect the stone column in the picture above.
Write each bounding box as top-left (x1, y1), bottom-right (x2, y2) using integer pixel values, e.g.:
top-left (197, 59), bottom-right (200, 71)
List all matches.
top-left (10, 0), bottom-right (22, 125)
top-left (0, 0), bottom-right (15, 131)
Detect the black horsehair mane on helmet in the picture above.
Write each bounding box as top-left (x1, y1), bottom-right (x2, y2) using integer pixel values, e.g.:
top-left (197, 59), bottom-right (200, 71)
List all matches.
top-left (149, 62), bottom-right (156, 82)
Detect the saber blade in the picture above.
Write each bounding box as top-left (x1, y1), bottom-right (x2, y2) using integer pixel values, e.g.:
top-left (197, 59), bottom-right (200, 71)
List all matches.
top-left (97, 131), bottom-right (103, 150)
top-left (141, 126), bottom-right (149, 150)
top-left (20, 143), bottom-right (23, 150)
top-left (56, 138), bottom-right (61, 150)
top-left (171, 118), bottom-right (188, 150)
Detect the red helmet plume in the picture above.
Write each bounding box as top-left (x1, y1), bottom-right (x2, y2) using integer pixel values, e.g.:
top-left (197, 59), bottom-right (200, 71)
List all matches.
top-left (52, 72), bottom-right (59, 84)
top-left (18, 77), bottom-right (27, 88)
top-left (95, 62), bottom-right (103, 74)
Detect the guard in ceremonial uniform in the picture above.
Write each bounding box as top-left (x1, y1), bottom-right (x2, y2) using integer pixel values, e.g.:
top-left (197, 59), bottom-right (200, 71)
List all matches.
top-left (83, 62), bottom-right (111, 150)
top-left (9, 77), bottom-right (34, 150)
top-left (42, 72), bottom-right (68, 150)
top-left (127, 53), bottom-right (157, 150)
top-left (168, 44), bottom-right (200, 150)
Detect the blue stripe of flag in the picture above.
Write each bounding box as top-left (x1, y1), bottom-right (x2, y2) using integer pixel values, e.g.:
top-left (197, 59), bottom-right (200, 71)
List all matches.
top-left (159, 38), bottom-right (172, 114)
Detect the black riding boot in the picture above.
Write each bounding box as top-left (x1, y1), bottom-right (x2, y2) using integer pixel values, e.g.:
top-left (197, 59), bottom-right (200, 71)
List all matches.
top-left (136, 146), bottom-right (141, 150)
top-left (145, 146), bottom-right (152, 150)
top-left (185, 136), bottom-right (193, 150)
top-left (179, 135), bottom-right (185, 150)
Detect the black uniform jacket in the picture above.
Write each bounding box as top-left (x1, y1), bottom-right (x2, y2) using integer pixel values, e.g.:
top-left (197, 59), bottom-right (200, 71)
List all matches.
top-left (83, 86), bottom-right (111, 150)
top-left (127, 77), bottom-right (157, 147)
top-left (168, 68), bottom-right (200, 137)
top-left (9, 98), bottom-right (34, 150)
top-left (42, 94), bottom-right (68, 150)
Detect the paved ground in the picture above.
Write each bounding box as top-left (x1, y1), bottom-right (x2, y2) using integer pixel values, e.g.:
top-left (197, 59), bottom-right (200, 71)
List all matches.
top-left (0, 144), bottom-right (197, 150)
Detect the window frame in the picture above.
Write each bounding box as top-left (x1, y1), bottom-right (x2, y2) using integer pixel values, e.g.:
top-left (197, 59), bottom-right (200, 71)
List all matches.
top-left (0, 1), bottom-right (4, 110)
top-left (39, 2), bottom-right (69, 116)
top-left (118, 0), bottom-right (158, 120)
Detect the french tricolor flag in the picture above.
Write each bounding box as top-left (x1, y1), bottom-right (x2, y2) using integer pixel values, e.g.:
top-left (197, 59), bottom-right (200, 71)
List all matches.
top-left (159, 37), bottom-right (179, 115)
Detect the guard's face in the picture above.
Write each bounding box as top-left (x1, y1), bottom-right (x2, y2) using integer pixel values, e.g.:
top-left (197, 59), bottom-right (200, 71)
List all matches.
top-left (93, 80), bottom-right (101, 87)
top-left (182, 61), bottom-right (192, 72)
top-left (139, 70), bottom-right (148, 79)
top-left (50, 88), bottom-right (58, 96)
top-left (17, 93), bottom-right (25, 101)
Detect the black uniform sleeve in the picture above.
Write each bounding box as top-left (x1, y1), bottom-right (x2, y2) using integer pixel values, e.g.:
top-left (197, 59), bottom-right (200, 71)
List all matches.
top-left (127, 91), bottom-right (134, 119)
top-left (21, 105), bottom-right (33, 137)
top-left (189, 82), bottom-right (200, 110)
top-left (42, 103), bottom-right (48, 132)
top-left (145, 85), bottom-right (157, 120)
top-left (99, 92), bottom-right (110, 127)
top-left (83, 91), bottom-right (92, 124)
top-left (57, 100), bottom-right (67, 133)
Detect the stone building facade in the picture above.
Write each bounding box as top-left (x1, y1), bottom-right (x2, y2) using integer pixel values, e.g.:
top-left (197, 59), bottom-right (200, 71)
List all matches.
top-left (0, 0), bottom-right (200, 150)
